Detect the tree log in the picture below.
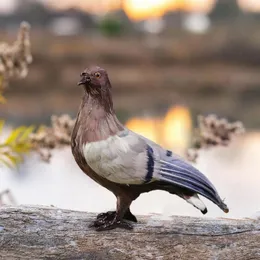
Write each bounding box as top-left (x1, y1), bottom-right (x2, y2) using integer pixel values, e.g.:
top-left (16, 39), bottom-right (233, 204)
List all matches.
top-left (0, 206), bottom-right (260, 260)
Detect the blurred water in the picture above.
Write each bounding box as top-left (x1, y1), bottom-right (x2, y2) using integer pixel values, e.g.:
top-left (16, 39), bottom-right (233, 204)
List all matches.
top-left (1, 132), bottom-right (260, 219)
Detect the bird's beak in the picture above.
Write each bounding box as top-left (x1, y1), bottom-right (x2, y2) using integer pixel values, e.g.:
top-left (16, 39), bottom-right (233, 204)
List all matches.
top-left (77, 75), bottom-right (91, 86)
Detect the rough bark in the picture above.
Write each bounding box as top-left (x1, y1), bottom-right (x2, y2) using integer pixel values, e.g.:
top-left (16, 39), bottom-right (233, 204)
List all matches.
top-left (0, 206), bottom-right (259, 260)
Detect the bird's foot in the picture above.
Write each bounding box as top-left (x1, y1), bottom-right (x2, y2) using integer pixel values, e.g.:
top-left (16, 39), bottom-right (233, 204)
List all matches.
top-left (89, 211), bottom-right (114, 228)
top-left (97, 211), bottom-right (116, 221)
top-left (89, 210), bottom-right (137, 228)
top-left (95, 216), bottom-right (133, 231)
top-left (89, 210), bottom-right (136, 230)
top-left (97, 210), bottom-right (137, 222)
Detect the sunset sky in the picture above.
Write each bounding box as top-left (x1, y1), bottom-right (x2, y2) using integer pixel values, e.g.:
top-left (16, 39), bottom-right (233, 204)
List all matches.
top-left (46, 0), bottom-right (260, 20)
top-left (1, 0), bottom-right (260, 20)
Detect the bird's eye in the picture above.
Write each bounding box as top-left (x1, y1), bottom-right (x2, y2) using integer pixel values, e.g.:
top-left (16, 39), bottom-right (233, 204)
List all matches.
top-left (94, 72), bottom-right (101, 78)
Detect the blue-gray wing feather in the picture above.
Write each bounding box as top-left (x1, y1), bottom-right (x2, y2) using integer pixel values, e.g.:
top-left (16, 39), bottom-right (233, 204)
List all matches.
top-left (136, 131), bottom-right (227, 209)
top-left (159, 156), bottom-right (222, 205)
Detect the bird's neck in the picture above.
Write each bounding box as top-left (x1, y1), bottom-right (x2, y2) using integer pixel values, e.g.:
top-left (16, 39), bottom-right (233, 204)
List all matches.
top-left (77, 92), bottom-right (124, 143)
top-left (85, 87), bottom-right (114, 114)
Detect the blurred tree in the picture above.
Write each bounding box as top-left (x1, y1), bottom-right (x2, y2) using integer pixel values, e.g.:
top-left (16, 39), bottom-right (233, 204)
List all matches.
top-left (97, 0), bottom-right (134, 37)
top-left (98, 3), bottom-right (133, 37)
top-left (209, 0), bottom-right (242, 22)
top-left (99, 16), bottom-right (123, 37)
top-left (14, 0), bottom-right (52, 28)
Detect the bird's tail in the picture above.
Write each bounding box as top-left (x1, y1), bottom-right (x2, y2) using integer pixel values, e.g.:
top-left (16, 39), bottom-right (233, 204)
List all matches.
top-left (158, 158), bottom-right (229, 214)
top-left (181, 194), bottom-right (208, 214)
top-left (219, 199), bottom-right (229, 213)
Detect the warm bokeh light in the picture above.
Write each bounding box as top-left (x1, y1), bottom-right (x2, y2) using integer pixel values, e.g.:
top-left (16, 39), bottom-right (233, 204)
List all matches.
top-left (44, 0), bottom-right (260, 20)
top-left (124, 0), bottom-right (167, 20)
top-left (162, 106), bottom-right (192, 151)
top-left (167, 0), bottom-right (215, 13)
top-left (125, 118), bottom-right (159, 142)
top-left (238, 0), bottom-right (260, 12)
top-left (124, 0), bottom-right (215, 20)
top-left (125, 106), bottom-right (192, 154)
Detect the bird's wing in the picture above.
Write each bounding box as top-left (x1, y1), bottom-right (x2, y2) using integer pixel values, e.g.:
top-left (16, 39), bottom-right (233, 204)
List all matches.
top-left (143, 138), bottom-right (228, 212)
top-left (82, 129), bottom-right (154, 184)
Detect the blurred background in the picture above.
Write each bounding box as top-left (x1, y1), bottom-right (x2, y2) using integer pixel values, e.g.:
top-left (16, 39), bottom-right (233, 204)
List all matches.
top-left (1, 0), bottom-right (260, 220)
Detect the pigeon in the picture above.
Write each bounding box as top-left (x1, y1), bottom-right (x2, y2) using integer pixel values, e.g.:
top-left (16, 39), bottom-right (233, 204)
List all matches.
top-left (71, 66), bottom-right (229, 231)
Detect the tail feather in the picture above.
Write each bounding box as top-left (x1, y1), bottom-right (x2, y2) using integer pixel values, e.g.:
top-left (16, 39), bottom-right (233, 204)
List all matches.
top-left (182, 194), bottom-right (208, 214)
top-left (158, 158), bottom-right (229, 213)
top-left (160, 173), bottom-right (220, 207)
top-left (161, 169), bottom-right (216, 198)
top-left (161, 159), bottom-right (216, 192)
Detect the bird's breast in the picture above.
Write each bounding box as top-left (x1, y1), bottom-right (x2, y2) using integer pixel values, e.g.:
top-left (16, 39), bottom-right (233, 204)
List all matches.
top-left (82, 135), bottom-right (128, 178)
top-left (82, 134), bottom-right (148, 184)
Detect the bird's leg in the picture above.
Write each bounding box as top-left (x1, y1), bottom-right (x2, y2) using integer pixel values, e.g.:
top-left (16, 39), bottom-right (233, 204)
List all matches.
top-left (95, 195), bottom-right (134, 231)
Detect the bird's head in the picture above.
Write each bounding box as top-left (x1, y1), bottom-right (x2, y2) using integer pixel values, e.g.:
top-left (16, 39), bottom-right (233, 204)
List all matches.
top-left (78, 66), bottom-right (114, 111)
top-left (78, 66), bottom-right (111, 95)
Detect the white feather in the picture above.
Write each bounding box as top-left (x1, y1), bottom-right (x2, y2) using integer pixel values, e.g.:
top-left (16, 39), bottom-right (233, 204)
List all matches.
top-left (82, 130), bottom-right (149, 184)
top-left (184, 194), bottom-right (206, 211)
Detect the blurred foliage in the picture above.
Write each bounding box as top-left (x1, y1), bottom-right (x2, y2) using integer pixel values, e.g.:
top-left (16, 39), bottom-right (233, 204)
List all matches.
top-left (187, 115), bottom-right (245, 162)
top-left (99, 16), bottom-right (123, 37)
top-left (0, 21), bottom-right (32, 100)
top-left (0, 121), bottom-right (34, 167)
top-left (209, 0), bottom-right (241, 22)
top-left (30, 115), bottom-right (75, 162)
top-left (0, 22), bottom-right (33, 167)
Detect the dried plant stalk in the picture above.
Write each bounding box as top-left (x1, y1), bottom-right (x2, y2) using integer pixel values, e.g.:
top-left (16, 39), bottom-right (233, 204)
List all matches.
top-left (0, 21), bottom-right (32, 101)
top-left (186, 114), bottom-right (245, 162)
top-left (30, 115), bottom-right (76, 162)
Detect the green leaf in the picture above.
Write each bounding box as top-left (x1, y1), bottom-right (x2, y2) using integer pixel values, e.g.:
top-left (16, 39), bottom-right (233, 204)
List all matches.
top-left (4, 126), bottom-right (27, 145)
top-left (0, 155), bottom-right (16, 168)
top-left (19, 125), bottom-right (35, 142)
top-left (0, 125), bottom-right (35, 168)
top-left (12, 143), bottom-right (31, 153)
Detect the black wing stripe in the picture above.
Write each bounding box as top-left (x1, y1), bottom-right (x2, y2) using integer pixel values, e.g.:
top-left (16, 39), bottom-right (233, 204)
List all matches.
top-left (144, 145), bottom-right (154, 183)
